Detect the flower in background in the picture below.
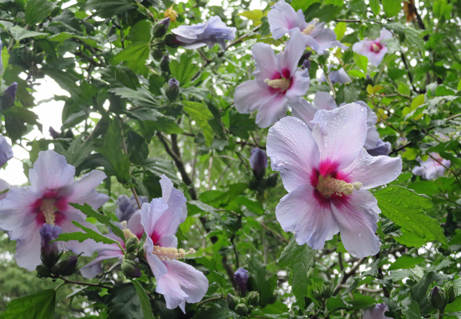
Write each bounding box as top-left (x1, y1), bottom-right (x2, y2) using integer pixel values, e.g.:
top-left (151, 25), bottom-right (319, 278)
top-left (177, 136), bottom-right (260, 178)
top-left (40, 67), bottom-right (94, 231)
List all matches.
top-left (170, 16), bottom-right (236, 50)
top-left (234, 29), bottom-right (310, 128)
top-left (367, 139), bottom-right (392, 157)
top-left (266, 104), bottom-right (402, 257)
top-left (363, 304), bottom-right (392, 319)
top-left (0, 150), bottom-right (109, 270)
top-left (267, 0), bottom-right (347, 54)
top-left (0, 135), bottom-right (13, 168)
top-left (319, 65), bottom-right (351, 85)
top-left (250, 148), bottom-right (268, 178)
top-left (164, 5), bottom-right (178, 23)
top-left (234, 268), bottom-right (250, 294)
top-left (115, 194), bottom-right (148, 222)
top-left (352, 28), bottom-right (393, 66)
top-left (412, 153), bottom-right (451, 180)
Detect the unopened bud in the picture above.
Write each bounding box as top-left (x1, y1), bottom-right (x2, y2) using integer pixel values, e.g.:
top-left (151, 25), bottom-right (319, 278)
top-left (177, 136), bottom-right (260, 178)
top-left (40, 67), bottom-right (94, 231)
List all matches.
top-left (160, 54), bottom-right (170, 73)
top-left (49, 127), bottom-right (60, 139)
top-left (56, 255), bottom-right (78, 276)
top-left (0, 82), bottom-right (18, 110)
top-left (302, 59), bottom-right (311, 71)
top-left (122, 259), bottom-right (142, 278)
top-left (234, 268), bottom-right (249, 294)
top-left (154, 17), bottom-right (170, 38)
top-left (234, 303), bottom-right (248, 316)
top-left (428, 286), bottom-right (447, 311)
top-left (249, 148), bottom-right (267, 179)
top-left (125, 236), bottom-right (139, 253)
top-left (165, 34), bottom-right (182, 48)
top-left (227, 293), bottom-right (239, 311)
top-left (445, 283), bottom-right (457, 304)
top-left (36, 264), bottom-right (52, 278)
top-left (247, 291), bottom-right (260, 307)
top-left (265, 173), bottom-right (278, 188)
top-left (152, 48), bottom-right (164, 61)
top-left (299, 51), bottom-right (312, 70)
top-left (40, 224), bottom-right (62, 268)
top-left (322, 282), bottom-right (333, 299)
top-left (166, 78), bottom-right (180, 101)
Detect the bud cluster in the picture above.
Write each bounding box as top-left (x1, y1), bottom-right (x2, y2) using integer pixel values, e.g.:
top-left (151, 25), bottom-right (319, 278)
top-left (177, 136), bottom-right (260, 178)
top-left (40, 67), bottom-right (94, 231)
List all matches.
top-left (427, 284), bottom-right (457, 312)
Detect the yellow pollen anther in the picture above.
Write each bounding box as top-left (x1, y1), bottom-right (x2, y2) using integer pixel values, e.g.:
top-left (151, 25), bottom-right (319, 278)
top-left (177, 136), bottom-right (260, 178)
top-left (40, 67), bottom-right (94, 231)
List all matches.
top-left (121, 221), bottom-right (137, 239)
top-left (164, 5), bottom-right (178, 23)
top-left (302, 19), bottom-right (319, 35)
top-left (152, 246), bottom-right (196, 261)
top-left (264, 78), bottom-right (290, 91)
top-left (317, 176), bottom-right (362, 197)
top-left (371, 43), bottom-right (381, 53)
top-left (41, 199), bottom-right (56, 226)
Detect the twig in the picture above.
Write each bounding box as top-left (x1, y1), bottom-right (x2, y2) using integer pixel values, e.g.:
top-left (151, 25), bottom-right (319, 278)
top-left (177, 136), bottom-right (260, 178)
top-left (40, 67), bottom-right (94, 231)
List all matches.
top-left (333, 258), bottom-right (365, 296)
top-left (197, 296), bottom-right (226, 306)
top-left (59, 277), bottom-right (112, 289)
top-left (260, 222), bottom-right (289, 243)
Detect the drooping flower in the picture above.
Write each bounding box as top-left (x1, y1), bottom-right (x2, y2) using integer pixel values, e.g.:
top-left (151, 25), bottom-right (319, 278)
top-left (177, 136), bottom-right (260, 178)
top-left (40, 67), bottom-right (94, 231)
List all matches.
top-left (319, 65), bottom-right (351, 85)
top-left (266, 104), bottom-right (402, 257)
top-left (250, 148), bottom-right (268, 178)
top-left (0, 150), bottom-right (109, 270)
top-left (234, 29), bottom-right (310, 128)
top-left (0, 135), bottom-right (13, 168)
top-left (115, 194), bottom-right (148, 222)
top-left (412, 153), bottom-right (451, 180)
top-left (170, 16), bottom-right (236, 50)
top-left (267, 0), bottom-right (347, 54)
top-left (363, 304), bottom-right (392, 319)
top-left (352, 28), bottom-right (393, 66)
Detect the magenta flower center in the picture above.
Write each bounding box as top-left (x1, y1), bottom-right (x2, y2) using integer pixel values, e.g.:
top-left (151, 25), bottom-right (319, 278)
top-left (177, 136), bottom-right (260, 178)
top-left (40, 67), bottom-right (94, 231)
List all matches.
top-left (264, 69), bottom-right (293, 93)
top-left (316, 175), bottom-right (362, 197)
top-left (33, 192), bottom-right (68, 226)
top-left (152, 246), bottom-right (195, 261)
top-left (371, 42), bottom-right (382, 53)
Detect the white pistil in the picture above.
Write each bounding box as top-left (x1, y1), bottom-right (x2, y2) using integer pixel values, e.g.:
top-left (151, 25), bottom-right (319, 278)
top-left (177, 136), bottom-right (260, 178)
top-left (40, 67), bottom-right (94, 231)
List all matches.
top-left (371, 43), bottom-right (381, 53)
top-left (264, 78), bottom-right (290, 91)
top-left (41, 199), bottom-right (56, 225)
top-left (302, 18), bottom-right (319, 35)
top-left (152, 246), bottom-right (196, 261)
top-left (317, 176), bottom-right (362, 197)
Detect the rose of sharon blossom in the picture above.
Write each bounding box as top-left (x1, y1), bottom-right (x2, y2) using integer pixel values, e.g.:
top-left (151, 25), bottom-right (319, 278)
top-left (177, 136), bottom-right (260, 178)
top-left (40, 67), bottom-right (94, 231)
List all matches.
top-left (171, 16), bottom-right (236, 50)
top-left (319, 65), bottom-right (351, 85)
top-left (412, 153), bottom-right (451, 180)
top-left (115, 194), bottom-right (148, 222)
top-left (363, 304), bottom-right (392, 319)
top-left (0, 135), bottom-right (13, 168)
top-left (266, 104), bottom-right (402, 257)
top-left (352, 28), bottom-right (393, 66)
top-left (291, 92), bottom-right (389, 156)
top-left (234, 29), bottom-right (310, 128)
top-left (267, 0), bottom-right (347, 54)
top-left (0, 150), bottom-right (109, 270)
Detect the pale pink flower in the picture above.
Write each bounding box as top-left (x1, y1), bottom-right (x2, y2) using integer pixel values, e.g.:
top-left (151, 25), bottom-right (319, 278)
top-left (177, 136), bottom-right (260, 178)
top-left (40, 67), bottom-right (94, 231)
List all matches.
top-left (267, 104), bottom-right (402, 257)
top-left (0, 150), bottom-right (108, 270)
top-left (0, 135), bottom-right (13, 168)
top-left (412, 153), bottom-right (451, 180)
top-left (352, 28), bottom-right (393, 66)
top-left (234, 29), bottom-right (310, 128)
top-left (363, 304), bottom-right (392, 319)
top-left (267, 0), bottom-right (347, 54)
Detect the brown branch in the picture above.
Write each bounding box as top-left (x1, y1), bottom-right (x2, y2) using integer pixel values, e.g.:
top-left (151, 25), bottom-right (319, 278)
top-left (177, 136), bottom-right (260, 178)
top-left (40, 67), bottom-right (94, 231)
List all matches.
top-left (332, 258), bottom-right (365, 296)
top-left (59, 277), bottom-right (112, 290)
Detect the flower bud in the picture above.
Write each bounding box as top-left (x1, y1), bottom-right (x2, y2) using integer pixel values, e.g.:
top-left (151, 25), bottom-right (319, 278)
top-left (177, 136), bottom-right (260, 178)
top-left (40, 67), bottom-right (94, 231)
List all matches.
top-left (40, 224), bottom-right (62, 268)
top-left (56, 255), bottom-right (78, 276)
top-left (445, 283), bottom-right (457, 304)
top-left (234, 268), bottom-right (249, 294)
top-left (428, 286), bottom-right (447, 311)
top-left (154, 17), bottom-right (170, 38)
top-left (125, 236), bottom-right (139, 253)
top-left (166, 78), bottom-right (180, 101)
top-left (265, 173), bottom-right (278, 188)
top-left (249, 148), bottom-right (267, 179)
top-left (302, 59), bottom-right (311, 71)
top-left (247, 291), bottom-right (260, 307)
top-left (152, 48), bottom-right (164, 61)
top-left (160, 54), bottom-right (170, 73)
top-left (234, 303), bottom-right (248, 316)
top-left (322, 282), bottom-right (333, 299)
top-left (36, 265), bottom-right (52, 278)
top-left (122, 259), bottom-right (142, 278)
top-left (49, 127), bottom-right (60, 139)
top-left (165, 34), bottom-right (182, 48)
top-left (299, 52), bottom-right (312, 70)
top-left (0, 82), bottom-right (18, 110)
top-left (227, 293), bottom-right (239, 311)
top-left (269, 291), bottom-right (278, 304)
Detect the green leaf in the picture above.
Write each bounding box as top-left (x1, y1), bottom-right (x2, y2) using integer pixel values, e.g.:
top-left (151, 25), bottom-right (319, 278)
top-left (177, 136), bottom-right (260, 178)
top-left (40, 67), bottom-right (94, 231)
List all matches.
top-left (446, 296), bottom-right (461, 313)
top-left (113, 43), bottom-right (150, 75)
top-left (84, 0), bottom-right (136, 18)
top-left (402, 301), bottom-right (422, 319)
top-left (71, 203), bottom-right (126, 242)
top-left (54, 137), bottom-right (94, 168)
top-left (290, 0), bottom-right (320, 11)
top-left (97, 120), bottom-right (131, 183)
top-left (1, 106), bottom-right (41, 128)
top-left (235, 196), bottom-right (264, 215)
top-left (248, 257), bottom-right (278, 308)
top-left (182, 101), bottom-right (214, 146)
top-left (348, 69), bottom-right (366, 79)
top-left (110, 87), bottom-right (159, 108)
top-left (49, 32), bottom-right (99, 50)
top-left (334, 22), bottom-right (347, 40)
top-left (54, 221), bottom-right (120, 245)
top-left (170, 53), bottom-right (200, 88)
top-left (192, 300), bottom-right (232, 319)
top-left (0, 289), bottom-right (56, 319)
top-left (354, 54), bottom-right (368, 73)
top-left (382, 0), bottom-right (401, 17)
top-left (132, 281), bottom-right (155, 319)
top-left (389, 255), bottom-right (425, 270)
top-left (99, 66), bottom-right (140, 90)
top-left (25, 0), bottom-right (55, 25)
top-left (375, 186), bottom-right (447, 246)
top-left (9, 26), bottom-right (47, 40)
top-left (126, 131), bottom-right (148, 165)
top-left (369, 0), bottom-right (380, 15)
top-left (107, 283), bottom-right (144, 319)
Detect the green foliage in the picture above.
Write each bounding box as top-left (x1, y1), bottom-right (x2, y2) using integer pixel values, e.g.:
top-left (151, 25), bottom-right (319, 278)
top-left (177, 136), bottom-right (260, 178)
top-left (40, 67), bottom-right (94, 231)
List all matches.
top-left (0, 289), bottom-right (55, 319)
top-left (132, 281), bottom-right (155, 319)
top-left (54, 221), bottom-right (120, 246)
top-left (107, 283), bottom-right (145, 319)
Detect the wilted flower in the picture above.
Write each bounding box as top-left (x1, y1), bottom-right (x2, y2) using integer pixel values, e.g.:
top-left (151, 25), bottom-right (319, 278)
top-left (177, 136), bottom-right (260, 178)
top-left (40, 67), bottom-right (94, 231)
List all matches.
top-left (171, 16), bottom-right (236, 50)
top-left (352, 28), bottom-right (393, 66)
top-left (115, 194), bottom-right (148, 222)
top-left (412, 153), bottom-right (451, 180)
top-left (266, 104), bottom-right (402, 257)
top-left (250, 148), bottom-right (268, 178)
top-left (0, 135), bottom-right (13, 168)
top-left (164, 5), bottom-right (178, 23)
top-left (234, 29), bottom-right (310, 128)
top-left (267, 0), bottom-right (347, 54)
top-left (363, 304), bottom-right (392, 319)
top-left (319, 65), bottom-right (351, 85)
top-left (234, 268), bottom-right (249, 293)
top-left (0, 150), bottom-right (109, 270)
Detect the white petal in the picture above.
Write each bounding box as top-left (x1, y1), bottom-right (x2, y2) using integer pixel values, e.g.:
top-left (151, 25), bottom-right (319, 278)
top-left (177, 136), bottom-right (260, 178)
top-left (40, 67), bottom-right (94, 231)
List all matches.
top-left (156, 260), bottom-right (208, 313)
top-left (80, 247), bottom-right (123, 279)
top-left (313, 91), bottom-right (337, 110)
top-left (313, 28), bottom-right (347, 54)
top-left (234, 80), bottom-right (274, 114)
top-left (331, 190), bottom-right (381, 258)
top-left (140, 198), bottom-right (168, 242)
top-left (367, 47), bottom-right (388, 66)
top-left (58, 212), bottom-right (101, 257)
top-left (251, 43), bottom-right (279, 79)
top-left (255, 94), bottom-right (288, 128)
top-left (267, 0), bottom-right (301, 39)
top-left (276, 184), bottom-right (338, 249)
top-left (285, 69), bottom-right (310, 100)
top-left (379, 28), bottom-right (393, 40)
top-left (10, 221), bottom-right (42, 270)
top-left (127, 211), bottom-right (145, 238)
top-left (278, 29), bottom-right (307, 77)
top-left (312, 103), bottom-right (368, 169)
top-left (145, 237), bottom-right (168, 279)
top-left (0, 187), bottom-right (37, 230)
top-left (290, 98), bottom-right (317, 130)
top-left (160, 175), bottom-right (187, 223)
top-left (29, 150), bottom-right (75, 195)
top-left (267, 116), bottom-right (320, 192)
top-left (66, 170), bottom-right (108, 209)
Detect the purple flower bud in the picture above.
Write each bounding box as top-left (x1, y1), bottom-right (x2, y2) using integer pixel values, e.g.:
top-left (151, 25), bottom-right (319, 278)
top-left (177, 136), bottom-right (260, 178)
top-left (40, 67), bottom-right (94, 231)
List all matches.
top-left (250, 148), bottom-right (267, 178)
top-left (116, 194), bottom-right (148, 222)
top-left (0, 135), bottom-right (13, 168)
top-left (302, 59), bottom-right (311, 71)
top-left (160, 54), bottom-right (170, 73)
top-left (49, 127), bottom-right (60, 139)
top-left (234, 268), bottom-right (249, 293)
top-left (319, 65), bottom-right (351, 85)
top-left (165, 34), bottom-right (182, 48)
top-left (363, 303), bottom-right (392, 319)
top-left (56, 255), bottom-right (78, 276)
top-left (0, 82), bottom-right (18, 110)
top-left (154, 17), bottom-right (170, 38)
top-left (40, 224), bottom-right (62, 267)
top-left (299, 52), bottom-right (312, 70)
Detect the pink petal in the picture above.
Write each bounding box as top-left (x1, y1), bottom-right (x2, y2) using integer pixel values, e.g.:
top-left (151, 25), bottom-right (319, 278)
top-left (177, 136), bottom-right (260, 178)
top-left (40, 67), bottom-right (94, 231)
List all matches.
top-left (160, 175), bottom-right (187, 223)
top-left (127, 211), bottom-right (145, 238)
top-left (276, 184), bottom-right (338, 249)
top-left (313, 91), bottom-right (338, 111)
top-left (66, 170), bottom-right (109, 209)
top-left (378, 28), bottom-right (393, 40)
top-left (267, 0), bottom-right (301, 39)
top-left (314, 28), bottom-right (347, 54)
top-left (367, 47), bottom-right (387, 66)
top-left (234, 80), bottom-right (275, 114)
top-left (311, 103), bottom-right (368, 170)
top-left (29, 150), bottom-right (75, 195)
top-left (251, 43), bottom-right (279, 79)
top-left (255, 94), bottom-right (288, 128)
top-left (0, 188), bottom-right (37, 230)
top-left (290, 99), bottom-right (317, 129)
top-left (9, 221), bottom-right (42, 270)
top-left (342, 149), bottom-right (402, 189)
top-left (285, 69), bottom-right (310, 101)
top-left (331, 190), bottom-right (381, 258)
top-left (267, 116), bottom-right (320, 192)
top-left (156, 260), bottom-right (208, 313)
top-left (144, 237), bottom-right (168, 279)
top-left (140, 198), bottom-right (169, 242)
top-left (278, 29), bottom-right (307, 77)
top-left (80, 245), bottom-right (123, 279)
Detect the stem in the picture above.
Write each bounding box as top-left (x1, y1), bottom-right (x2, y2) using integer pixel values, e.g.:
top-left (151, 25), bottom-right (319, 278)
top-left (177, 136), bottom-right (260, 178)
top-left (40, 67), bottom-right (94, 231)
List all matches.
top-left (59, 277), bottom-right (112, 289)
top-left (197, 296), bottom-right (225, 306)
top-left (438, 310), bottom-right (444, 319)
